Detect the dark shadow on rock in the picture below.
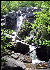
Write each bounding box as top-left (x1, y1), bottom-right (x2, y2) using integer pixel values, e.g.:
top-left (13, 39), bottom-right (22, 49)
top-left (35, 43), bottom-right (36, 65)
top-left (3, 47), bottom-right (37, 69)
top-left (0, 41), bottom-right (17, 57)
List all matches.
top-left (6, 42), bottom-right (29, 55)
top-left (36, 46), bottom-right (50, 62)
top-left (14, 42), bottom-right (29, 54)
top-left (2, 66), bottom-right (25, 70)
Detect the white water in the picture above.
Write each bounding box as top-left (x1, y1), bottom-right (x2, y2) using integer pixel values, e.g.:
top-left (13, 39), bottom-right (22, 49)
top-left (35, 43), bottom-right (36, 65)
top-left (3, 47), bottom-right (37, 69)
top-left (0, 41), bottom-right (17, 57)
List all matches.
top-left (17, 15), bottom-right (23, 29)
top-left (29, 45), bottom-right (45, 64)
top-left (16, 14), bottom-right (26, 31)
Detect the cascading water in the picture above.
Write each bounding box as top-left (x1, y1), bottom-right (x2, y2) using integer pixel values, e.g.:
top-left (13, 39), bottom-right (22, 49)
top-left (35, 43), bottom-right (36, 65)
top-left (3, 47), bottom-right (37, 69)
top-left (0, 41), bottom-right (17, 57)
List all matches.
top-left (11, 14), bottom-right (26, 41)
top-left (15, 13), bottom-right (26, 32)
top-left (11, 10), bottom-right (45, 64)
top-left (29, 45), bottom-right (45, 64)
top-left (17, 15), bottom-right (24, 30)
top-left (5, 7), bottom-right (45, 64)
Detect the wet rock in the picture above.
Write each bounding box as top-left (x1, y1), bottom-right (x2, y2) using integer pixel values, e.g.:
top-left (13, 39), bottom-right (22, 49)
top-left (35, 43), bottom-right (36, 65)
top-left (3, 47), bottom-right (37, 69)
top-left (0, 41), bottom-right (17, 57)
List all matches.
top-left (11, 51), bottom-right (14, 54)
top-left (8, 11), bottom-right (16, 19)
top-left (7, 52), bottom-right (11, 55)
top-left (6, 11), bottom-right (17, 30)
top-left (25, 63), bottom-right (36, 70)
top-left (14, 41), bottom-right (29, 54)
top-left (14, 53), bottom-right (20, 56)
top-left (26, 7), bottom-right (34, 12)
top-left (36, 62), bottom-right (48, 69)
top-left (7, 40), bottom-right (29, 54)
top-left (36, 47), bottom-right (50, 61)
top-left (11, 53), bottom-right (20, 59)
top-left (26, 7), bottom-right (41, 13)
top-left (33, 7), bottom-right (41, 12)
top-left (17, 54), bottom-right (24, 61)
top-left (15, 35), bottom-right (21, 41)
top-left (1, 56), bottom-right (26, 70)
top-left (17, 10), bottom-right (22, 16)
top-left (19, 7), bottom-right (28, 13)
top-left (48, 59), bottom-right (50, 68)
top-left (1, 49), bottom-right (13, 57)
top-left (23, 55), bottom-right (32, 63)
top-left (26, 12), bottom-right (36, 23)
top-left (1, 50), bottom-right (5, 57)
top-left (2, 66), bottom-right (25, 70)
top-left (18, 7), bottom-right (41, 15)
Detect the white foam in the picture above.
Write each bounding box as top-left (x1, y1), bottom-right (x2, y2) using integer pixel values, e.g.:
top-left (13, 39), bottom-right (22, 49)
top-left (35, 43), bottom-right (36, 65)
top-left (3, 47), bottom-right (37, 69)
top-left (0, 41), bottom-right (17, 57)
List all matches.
top-left (29, 45), bottom-right (36, 52)
top-left (32, 59), bottom-right (45, 64)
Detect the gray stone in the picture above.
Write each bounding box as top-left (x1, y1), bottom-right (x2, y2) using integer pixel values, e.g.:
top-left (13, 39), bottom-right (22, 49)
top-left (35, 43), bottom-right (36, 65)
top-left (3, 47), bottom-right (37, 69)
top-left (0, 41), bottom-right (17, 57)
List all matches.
top-left (17, 54), bottom-right (24, 61)
top-left (8, 11), bottom-right (16, 19)
top-left (48, 59), bottom-right (50, 68)
top-left (11, 53), bottom-right (20, 59)
top-left (23, 55), bottom-right (32, 63)
top-left (6, 11), bottom-right (17, 30)
top-left (8, 52), bottom-right (11, 55)
top-left (1, 56), bottom-right (26, 70)
top-left (11, 51), bottom-right (14, 54)
top-left (19, 7), bottom-right (28, 13)
top-left (14, 53), bottom-right (20, 56)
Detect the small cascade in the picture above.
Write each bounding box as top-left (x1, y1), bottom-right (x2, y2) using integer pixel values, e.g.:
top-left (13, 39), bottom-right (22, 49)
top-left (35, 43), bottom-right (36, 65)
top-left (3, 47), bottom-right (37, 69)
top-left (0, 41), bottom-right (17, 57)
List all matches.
top-left (29, 45), bottom-right (45, 64)
top-left (17, 15), bottom-right (23, 29)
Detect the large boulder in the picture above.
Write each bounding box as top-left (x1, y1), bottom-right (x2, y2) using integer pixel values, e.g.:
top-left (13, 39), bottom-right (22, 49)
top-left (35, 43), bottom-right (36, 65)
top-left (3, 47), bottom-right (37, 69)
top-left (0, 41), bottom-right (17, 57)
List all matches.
top-left (26, 7), bottom-right (41, 12)
top-left (14, 41), bottom-right (30, 54)
top-left (6, 40), bottom-right (29, 54)
top-left (18, 7), bottom-right (28, 13)
top-left (1, 66), bottom-right (25, 70)
top-left (36, 46), bottom-right (50, 61)
top-left (1, 50), bottom-right (35, 70)
top-left (1, 56), bottom-right (26, 70)
top-left (23, 55), bottom-right (32, 63)
top-left (6, 11), bottom-right (17, 30)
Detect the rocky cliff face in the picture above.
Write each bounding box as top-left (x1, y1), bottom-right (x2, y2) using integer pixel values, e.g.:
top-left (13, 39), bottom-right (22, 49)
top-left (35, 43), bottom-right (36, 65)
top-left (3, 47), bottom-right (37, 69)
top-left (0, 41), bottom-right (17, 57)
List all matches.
top-left (3, 7), bottom-right (41, 30)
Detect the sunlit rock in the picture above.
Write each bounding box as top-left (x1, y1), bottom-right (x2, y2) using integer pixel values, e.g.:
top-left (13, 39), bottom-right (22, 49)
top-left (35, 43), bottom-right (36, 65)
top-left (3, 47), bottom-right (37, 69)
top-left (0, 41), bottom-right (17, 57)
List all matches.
top-left (1, 56), bottom-right (26, 70)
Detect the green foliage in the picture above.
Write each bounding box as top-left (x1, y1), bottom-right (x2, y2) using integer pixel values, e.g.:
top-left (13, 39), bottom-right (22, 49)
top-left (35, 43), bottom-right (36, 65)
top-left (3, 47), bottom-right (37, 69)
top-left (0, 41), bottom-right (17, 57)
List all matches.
top-left (1, 1), bottom-right (32, 14)
top-left (1, 1), bottom-right (49, 15)
top-left (32, 1), bottom-right (50, 47)
top-left (18, 20), bottom-right (32, 40)
top-left (18, 1), bottom-right (50, 47)
top-left (1, 25), bottom-right (14, 51)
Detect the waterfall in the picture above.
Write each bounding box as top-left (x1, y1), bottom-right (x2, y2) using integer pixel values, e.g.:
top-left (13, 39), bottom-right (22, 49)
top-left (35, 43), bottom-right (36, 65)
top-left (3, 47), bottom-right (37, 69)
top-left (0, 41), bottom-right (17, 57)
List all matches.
top-left (5, 7), bottom-right (45, 64)
top-left (29, 45), bottom-right (45, 64)
top-left (17, 15), bottom-right (23, 30)
top-left (15, 14), bottom-right (26, 32)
